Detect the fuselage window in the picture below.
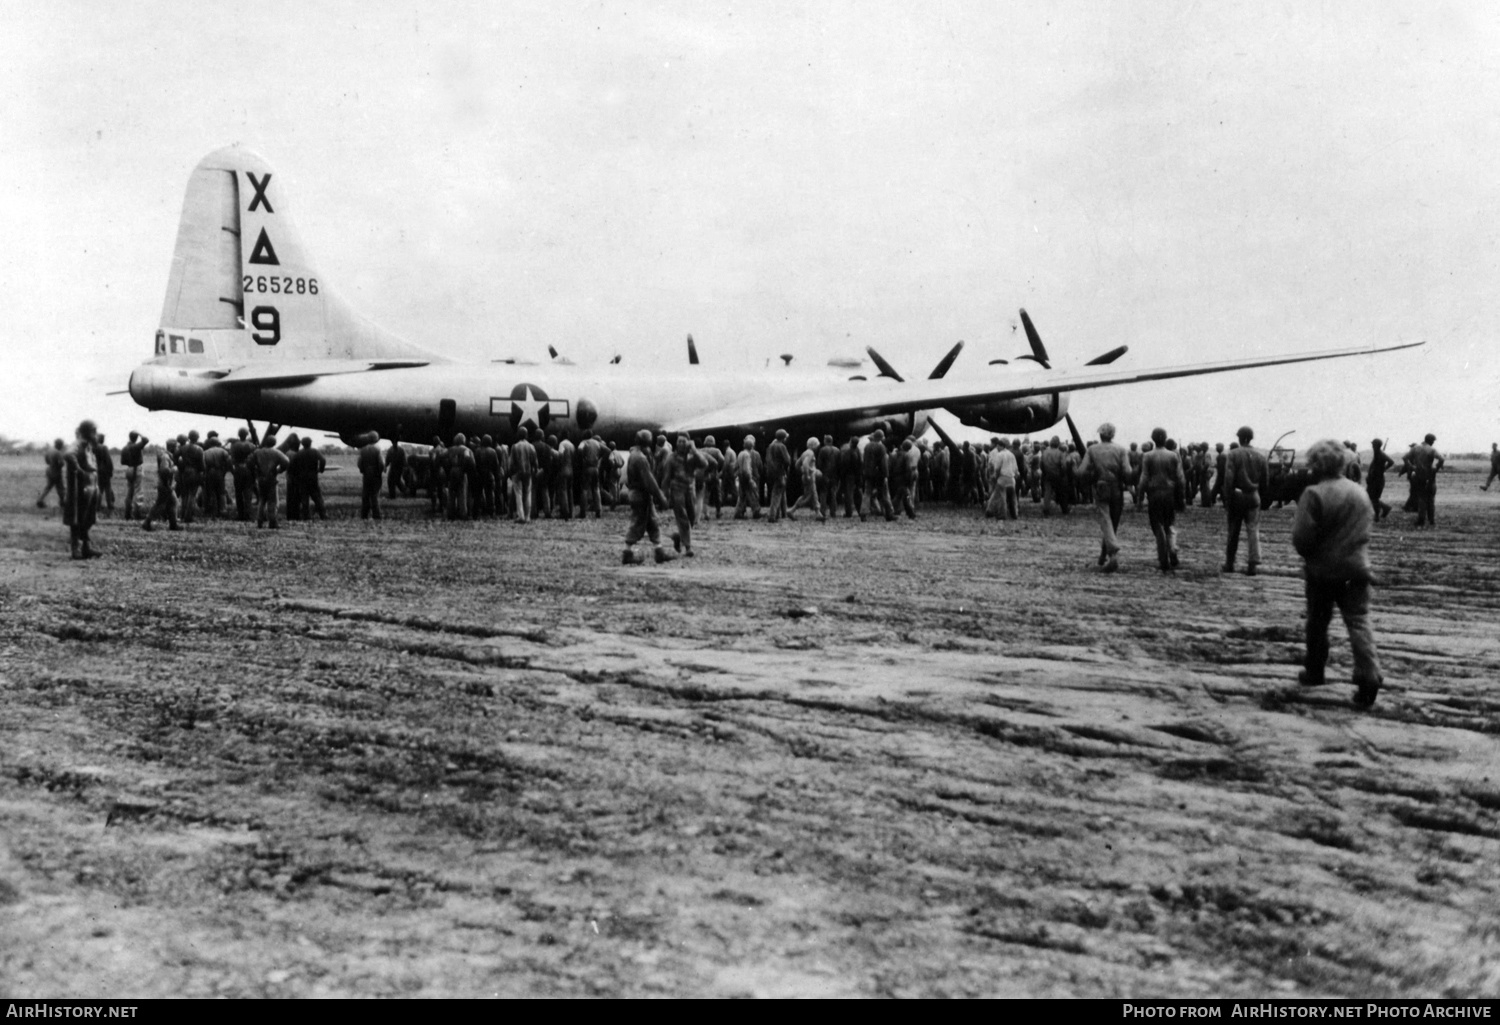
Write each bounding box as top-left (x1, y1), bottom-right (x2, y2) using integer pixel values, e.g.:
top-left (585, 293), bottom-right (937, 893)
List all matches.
top-left (188, 338), bottom-right (204, 354)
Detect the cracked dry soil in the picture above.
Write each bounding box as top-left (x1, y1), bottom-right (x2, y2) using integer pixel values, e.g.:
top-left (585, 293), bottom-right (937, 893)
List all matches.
top-left (2, 455), bottom-right (1498, 997)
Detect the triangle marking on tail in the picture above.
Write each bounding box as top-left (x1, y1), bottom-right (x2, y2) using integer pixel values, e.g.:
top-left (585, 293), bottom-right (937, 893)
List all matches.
top-left (248, 228), bottom-right (280, 266)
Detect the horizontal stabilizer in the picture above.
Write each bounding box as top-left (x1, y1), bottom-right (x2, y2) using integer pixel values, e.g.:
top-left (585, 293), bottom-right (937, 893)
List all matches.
top-left (214, 359), bottom-right (429, 388)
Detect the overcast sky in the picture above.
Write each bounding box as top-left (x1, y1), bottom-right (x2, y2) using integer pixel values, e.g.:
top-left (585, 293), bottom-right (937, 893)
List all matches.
top-left (3, 1), bottom-right (1496, 450)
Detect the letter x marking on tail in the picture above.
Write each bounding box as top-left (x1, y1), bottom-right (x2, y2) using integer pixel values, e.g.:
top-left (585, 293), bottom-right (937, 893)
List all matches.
top-left (247, 172), bottom-right (274, 213)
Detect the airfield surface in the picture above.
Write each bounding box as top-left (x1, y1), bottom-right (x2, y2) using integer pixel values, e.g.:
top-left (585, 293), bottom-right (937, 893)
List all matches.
top-left (1, 454), bottom-right (1498, 998)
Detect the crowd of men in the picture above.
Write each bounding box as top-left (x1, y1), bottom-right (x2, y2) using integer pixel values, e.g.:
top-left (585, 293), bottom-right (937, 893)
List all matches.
top-left (36, 420), bottom-right (1461, 549)
top-left (35, 417), bottom-right (1473, 708)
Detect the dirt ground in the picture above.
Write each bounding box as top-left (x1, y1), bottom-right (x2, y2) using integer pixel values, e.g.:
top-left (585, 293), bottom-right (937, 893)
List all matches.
top-left (1, 453), bottom-right (1497, 998)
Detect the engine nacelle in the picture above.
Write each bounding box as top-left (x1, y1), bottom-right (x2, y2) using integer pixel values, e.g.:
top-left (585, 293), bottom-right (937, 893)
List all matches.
top-left (950, 392), bottom-right (1069, 435)
top-left (842, 412), bottom-right (929, 441)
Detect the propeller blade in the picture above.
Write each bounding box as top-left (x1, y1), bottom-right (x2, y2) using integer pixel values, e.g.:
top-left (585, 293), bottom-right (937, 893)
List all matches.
top-left (687, 334), bottom-right (700, 366)
top-left (927, 414), bottom-right (957, 449)
top-left (864, 346), bottom-right (904, 381)
top-left (1019, 308), bottom-right (1050, 368)
top-left (928, 340), bottom-right (965, 379)
top-left (1064, 412), bottom-right (1086, 455)
top-left (1084, 345), bottom-right (1129, 366)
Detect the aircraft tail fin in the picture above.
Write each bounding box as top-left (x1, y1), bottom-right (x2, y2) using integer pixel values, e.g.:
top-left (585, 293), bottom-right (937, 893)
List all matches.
top-left (155, 147), bottom-right (436, 365)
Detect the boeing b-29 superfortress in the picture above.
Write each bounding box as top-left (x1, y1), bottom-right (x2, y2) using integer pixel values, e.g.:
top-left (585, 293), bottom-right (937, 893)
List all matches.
top-left (130, 147), bottom-right (1421, 446)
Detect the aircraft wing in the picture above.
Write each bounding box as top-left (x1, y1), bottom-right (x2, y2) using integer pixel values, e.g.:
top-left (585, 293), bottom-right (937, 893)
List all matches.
top-left (659, 340), bottom-right (1424, 435)
top-left (214, 359), bottom-right (430, 388)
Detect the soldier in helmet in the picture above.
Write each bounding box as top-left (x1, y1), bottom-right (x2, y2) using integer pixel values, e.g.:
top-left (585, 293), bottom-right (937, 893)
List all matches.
top-left (292, 437), bottom-right (328, 520)
top-left (788, 437), bottom-right (826, 521)
top-left (92, 432), bottom-right (116, 518)
top-left (277, 432), bottom-right (302, 519)
top-left (554, 432), bottom-right (576, 521)
top-left (984, 438), bottom-right (1019, 521)
top-left (1126, 441), bottom-right (1143, 508)
top-left (664, 435), bottom-right (705, 556)
top-left (142, 438), bottom-right (182, 532)
top-left (1293, 439), bottom-right (1384, 708)
top-left (427, 435), bottom-right (449, 515)
top-left (1193, 443), bottom-right (1213, 507)
top-left (816, 433), bottom-right (839, 515)
top-left (385, 426), bottom-right (409, 500)
top-left (1366, 438), bottom-right (1395, 520)
top-left (622, 429), bottom-right (674, 565)
top-left (716, 437), bottom-right (737, 515)
top-left (357, 432), bottom-right (384, 520)
top-left (690, 434), bottom-right (711, 523)
top-left (509, 430), bottom-right (537, 522)
top-left (861, 430), bottom-right (894, 522)
top-left (251, 434), bottom-right (291, 529)
top-left (603, 440), bottom-right (623, 507)
top-left (446, 432), bottom-right (475, 520)
top-left (63, 420), bottom-right (103, 559)
top-left (1038, 436), bottom-right (1069, 515)
top-left (228, 427), bottom-right (257, 520)
top-left (890, 437), bottom-right (919, 519)
top-left (1409, 433), bottom-right (1445, 529)
top-left (764, 429), bottom-right (792, 523)
top-left (930, 440), bottom-right (951, 507)
top-left (200, 432), bottom-right (229, 517)
top-left (1222, 425), bottom-right (1270, 575)
top-left (534, 430), bottom-right (556, 519)
top-left (578, 430), bottom-right (605, 518)
top-left (838, 436), bottom-right (862, 518)
top-left (36, 438), bottom-right (67, 511)
top-left (1140, 427), bottom-right (1185, 572)
top-left (476, 435), bottom-right (501, 517)
top-left (1078, 423), bottom-right (1129, 572)
top-left (119, 431), bottom-right (149, 520)
top-left (699, 435), bottom-right (725, 520)
top-left (733, 434), bottom-right (763, 520)
top-left (178, 429), bottom-right (209, 523)
top-left (1208, 442), bottom-right (1227, 507)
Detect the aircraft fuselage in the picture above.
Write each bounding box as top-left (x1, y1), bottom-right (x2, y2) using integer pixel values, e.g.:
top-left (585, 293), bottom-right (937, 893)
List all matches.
top-left (127, 359), bottom-right (1006, 447)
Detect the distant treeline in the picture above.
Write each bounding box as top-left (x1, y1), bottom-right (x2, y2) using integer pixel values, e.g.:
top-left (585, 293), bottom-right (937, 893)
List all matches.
top-left (0, 439), bottom-right (352, 456)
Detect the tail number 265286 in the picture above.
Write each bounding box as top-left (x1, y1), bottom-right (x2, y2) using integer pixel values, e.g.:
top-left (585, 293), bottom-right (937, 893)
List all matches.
top-left (243, 275), bottom-right (318, 295)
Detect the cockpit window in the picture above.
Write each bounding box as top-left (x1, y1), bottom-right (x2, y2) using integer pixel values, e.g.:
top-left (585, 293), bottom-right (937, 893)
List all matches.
top-left (155, 331), bottom-right (165, 355)
top-left (169, 335), bottom-right (183, 354)
top-left (188, 338), bottom-right (204, 354)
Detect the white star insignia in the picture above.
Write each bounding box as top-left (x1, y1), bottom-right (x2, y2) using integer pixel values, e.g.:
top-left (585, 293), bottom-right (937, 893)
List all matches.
top-left (512, 386), bottom-right (548, 428)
